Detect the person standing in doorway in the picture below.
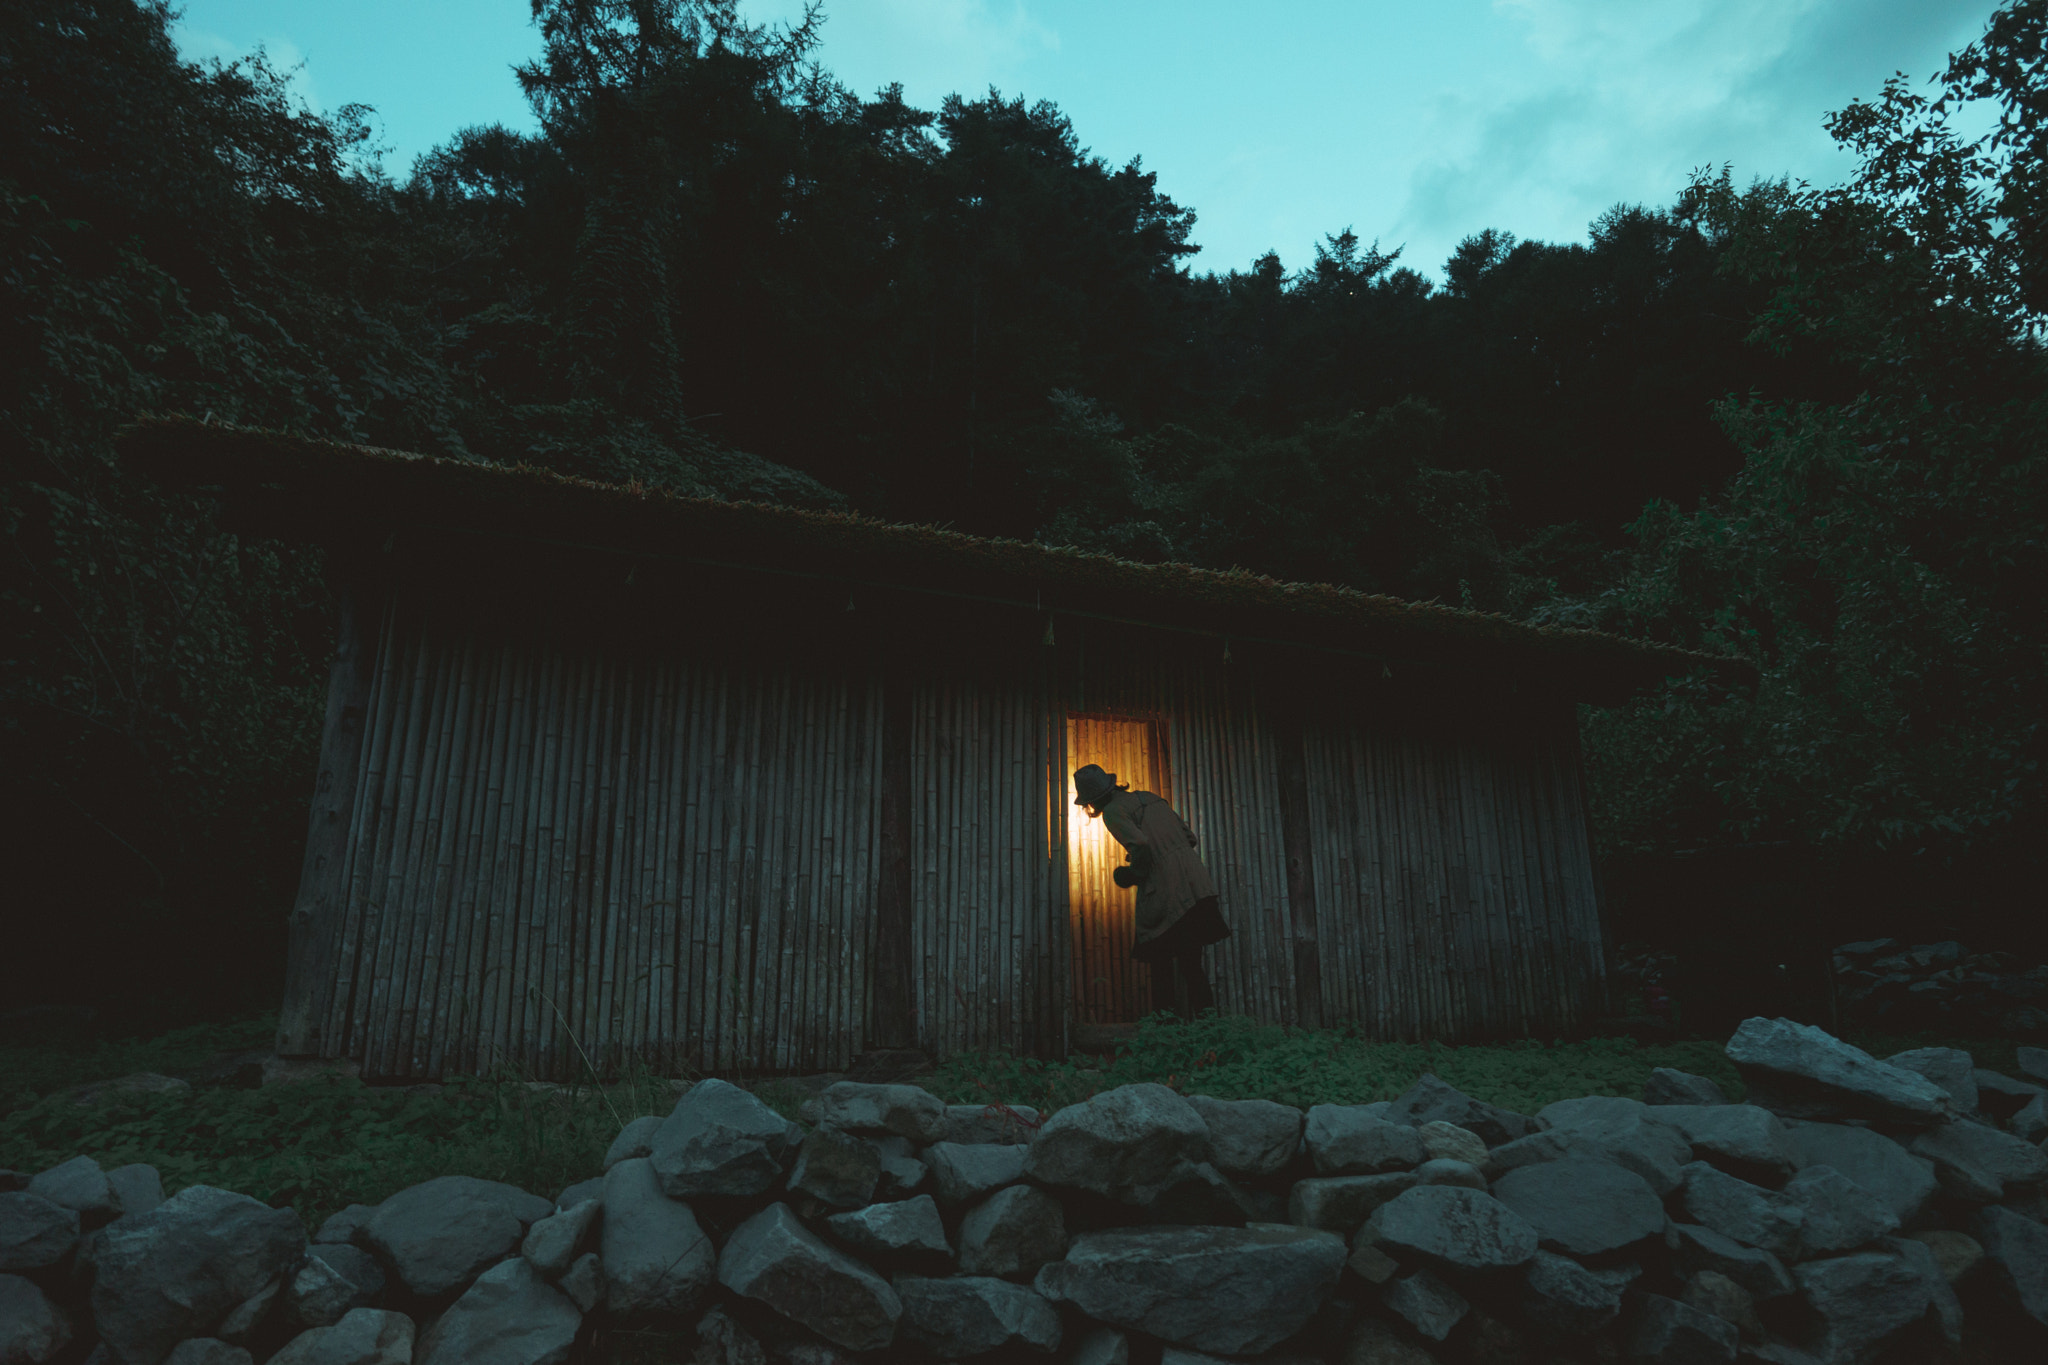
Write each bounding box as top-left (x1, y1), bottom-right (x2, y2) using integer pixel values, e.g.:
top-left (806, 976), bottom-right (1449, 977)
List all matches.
top-left (1073, 763), bottom-right (1231, 1020)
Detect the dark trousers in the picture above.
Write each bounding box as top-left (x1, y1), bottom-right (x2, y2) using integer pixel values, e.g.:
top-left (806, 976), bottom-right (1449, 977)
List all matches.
top-left (1149, 948), bottom-right (1216, 1020)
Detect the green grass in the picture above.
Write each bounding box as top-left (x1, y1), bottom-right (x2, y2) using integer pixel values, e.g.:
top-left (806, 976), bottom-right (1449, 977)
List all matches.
top-left (2, 1008), bottom-right (2025, 1239)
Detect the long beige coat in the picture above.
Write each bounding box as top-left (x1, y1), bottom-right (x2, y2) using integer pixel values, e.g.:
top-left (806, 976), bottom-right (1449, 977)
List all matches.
top-left (1099, 789), bottom-right (1216, 948)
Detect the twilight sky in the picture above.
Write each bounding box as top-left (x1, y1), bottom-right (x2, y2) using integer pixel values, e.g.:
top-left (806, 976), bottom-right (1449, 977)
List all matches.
top-left (172, 0), bottom-right (2002, 282)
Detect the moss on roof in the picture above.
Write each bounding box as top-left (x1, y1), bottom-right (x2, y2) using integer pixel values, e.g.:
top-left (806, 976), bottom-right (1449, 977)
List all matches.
top-left (118, 414), bottom-right (1752, 700)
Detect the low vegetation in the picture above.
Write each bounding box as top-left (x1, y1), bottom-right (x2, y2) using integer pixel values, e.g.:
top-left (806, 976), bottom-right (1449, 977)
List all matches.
top-left (2, 1009), bottom-right (2022, 1240)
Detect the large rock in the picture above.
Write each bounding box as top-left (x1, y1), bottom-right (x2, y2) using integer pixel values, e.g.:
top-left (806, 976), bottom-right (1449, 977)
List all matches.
top-left (937, 1103), bottom-right (1042, 1146)
top-left (1520, 1250), bottom-right (1622, 1334)
top-left (283, 1244), bottom-right (386, 1330)
top-left (1885, 1234), bottom-right (1963, 1349)
top-left (1304, 1107), bottom-right (1425, 1176)
top-left (785, 1129), bottom-right (880, 1209)
top-left (1491, 1157), bottom-right (1664, 1257)
top-left (1789, 1250), bottom-right (1935, 1364)
top-left (521, 1199), bottom-right (600, 1278)
top-left (1668, 1223), bottom-right (1794, 1300)
top-left (598, 1158), bottom-right (714, 1319)
top-left (313, 1206), bottom-right (372, 1247)
top-left (1365, 1186), bottom-right (1538, 1272)
top-left (861, 1135), bottom-right (927, 1199)
top-left (1023, 1084), bottom-right (1210, 1198)
top-left (1185, 1096), bottom-right (1304, 1178)
top-left (2013, 1091), bottom-right (2048, 1144)
top-left (1974, 1204), bottom-right (2048, 1329)
top-left (1781, 1165), bottom-right (1898, 1255)
top-left (1068, 1325), bottom-right (1130, 1365)
top-left (1491, 1115), bottom-right (1690, 1196)
top-left (1382, 1269), bottom-right (1466, 1342)
top-left (1412, 1159), bottom-right (1485, 1190)
top-left (1908, 1118), bottom-right (2048, 1202)
top-left (1382, 1074), bottom-right (1533, 1147)
top-left (106, 1167), bottom-right (165, 1221)
top-left (1035, 1224), bottom-right (1344, 1355)
top-left (1415, 1122), bottom-right (1488, 1167)
top-left (0, 1193), bottom-right (80, 1272)
top-left (1127, 1160), bottom-right (1253, 1226)
top-left (162, 1341), bottom-right (252, 1365)
top-left (649, 1078), bottom-right (802, 1200)
top-left (823, 1195), bottom-right (950, 1265)
top-left (1340, 1318), bottom-right (1440, 1365)
top-left (1907, 1229), bottom-right (1982, 1285)
top-left (414, 1257), bottom-right (580, 1365)
top-left (27, 1156), bottom-right (118, 1229)
top-left (921, 1143), bottom-right (1028, 1207)
top-left (818, 1082), bottom-right (946, 1143)
top-left (1652, 1104), bottom-right (1801, 1185)
top-left (0, 1273), bottom-right (71, 1365)
top-left (716, 1204), bottom-right (901, 1352)
top-left (1783, 1121), bottom-right (1940, 1226)
top-left (1628, 1294), bottom-right (1737, 1363)
top-left (1725, 1018), bottom-right (1956, 1127)
top-left (1676, 1163), bottom-right (1804, 1261)
top-left (1884, 1048), bottom-right (1977, 1113)
top-left (1647, 1068), bottom-right (1731, 1106)
top-left (267, 1308), bottom-right (413, 1365)
top-left (1286, 1173), bottom-right (1416, 1235)
top-left (1972, 1069), bottom-right (2043, 1120)
top-left (90, 1186), bottom-right (306, 1365)
top-left (602, 1116), bottom-right (663, 1172)
top-left (957, 1185), bottom-right (1066, 1280)
top-left (363, 1176), bottom-right (550, 1300)
top-left (895, 1276), bottom-right (1061, 1357)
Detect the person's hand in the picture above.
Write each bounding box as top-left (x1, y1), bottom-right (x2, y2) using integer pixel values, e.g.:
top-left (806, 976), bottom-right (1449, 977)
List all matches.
top-left (1112, 864), bottom-right (1139, 888)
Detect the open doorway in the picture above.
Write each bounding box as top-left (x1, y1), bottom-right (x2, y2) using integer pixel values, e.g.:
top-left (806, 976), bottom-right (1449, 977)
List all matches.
top-left (1066, 712), bottom-right (1174, 1025)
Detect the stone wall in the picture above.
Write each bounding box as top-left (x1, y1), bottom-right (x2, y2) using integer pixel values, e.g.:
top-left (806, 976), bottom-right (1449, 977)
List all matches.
top-left (3, 1022), bottom-right (2046, 1365)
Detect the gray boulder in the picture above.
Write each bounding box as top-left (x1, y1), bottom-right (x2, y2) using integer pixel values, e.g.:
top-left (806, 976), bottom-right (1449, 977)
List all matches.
top-left (1381, 1269), bottom-right (1466, 1342)
top-left (551, 1180), bottom-right (602, 1214)
top-left (1184, 1096), bottom-right (1304, 1178)
top-left (0, 1273), bottom-right (71, 1365)
top-left (1412, 1159), bottom-right (1486, 1189)
top-left (556, 1254), bottom-right (602, 1315)
top-left (785, 1128), bottom-right (881, 1209)
top-left (27, 1157), bottom-right (118, 1229)
top-left (1884, 1234), bottom-right (1962, 1348)
top-left (1668, 1223), bottom-right (1794, 1300)
top-left (413, 1256), bottom-right (579, 1365)
top-left (0, 1193), bottom-right (80, 1272)
top-left (716, 1203), bottom-right (901, 1352)
top-left (2018, 1045), bottom-right (2048, 1086)
top-left (1781, 1165), bottom-right (1898, 1255)
top-left (312, 1206), bottom-right (372, 1247)
top-left (858, 1135), bottom-right (925, 1199)
top-left (1365, 1186), bottom-right (1538, 1271)
top-left (1653, 1104), bottom-right (1801, 1185)
top-left (1725, 1018), bottom-right (1956, 1127)
top-left (1492, 1157), bottom-right (1663, 1257)
top-left (1789, 1250), bottom-right (1935, 1364)
top-left (920, 1142), bottom-right (1028, 1207)
top-left (1974, 1204), bottom-right (2048, 1329)
top-left (823, 1195), bottom-right (950, 1265)
top-left (1286, 1173), bottom-right (1416, 1235)
top-left (1414, 1121), bottom-right (1488, 1167)
top-left (1973, 1068), bottom-right (2044, 1120)
top-left (1907, 1229), bottom-right (1982, 1284)
top-left (1628, 1293), bottom-right (1737, 1363)
top-left (895, 1275), bottom-right (1061, 1357)
top-left (1340, 1318), bottom-right (1441, 1365)
top-left (1647, 1068), bottom-right (1731, 1106)
top-left (1491, 1117), bottom-right (1689, 1196)
top-left (1128, 1160), bottom-right (1254, 1227)
top-left (282, 1244), bottom-right (385, 1330)
top-left (1033, 1224), bottom-right (1345, 1356)
top-left (1884, 1048), bottom-right (1977, 1113)
top-left (1520, 1250), bottom-right (1622, 1335)
top-left (1304, 1106), bottom-right (1425, 1176)
top-left (1677, 1162), bottom-right (1804, 1261)
top-left (363, 1176), bottom-right (550, 1300)
top-left (105, 1166), bottom-right (165, 1220)
top-left (937, 1103), bottom-right (1041, 1146)
top-left (1680, 1269), bottom-right (1763, 1345)
top-left (521, 1199), bottom-right (600, 1278)
top-left (1909, 1118), bottom-right (2048, 1202)
top-left (598, 1158), bottom-right (714, 1319)
top-left (214, 1272), bottom-right (281, 1346)
top-left (1068, 1325), bottom-right (1130, 1365)
top-left (689, 1305), bottom-right (763, 1365)
top-left (161, 1341), bottom-right (251, 1365)
top-left (818, 1082), bottom-right (946, 1143)
top-left (957, 1185), bottom-right (1066, 1280)
top-left (1382, 1074), bottom-right (1533, 1147)
top-left (602, 1115), bottom-right (663, 1172)
top-left (648, 1078), bottom-right (802, 1200)
top-left (1783, 1121), bottom-right (1940, 1226)
top-left (266, 1308), bottom-right (413, 1365)
top-left (2013, 1091), bottom-right (2048, 1145)
top-left (90, 1185), bottom-right (306, 1365)
top-left (1023, 1084), bottom-right (1210, 1198)
top-left (1536, 1094), bottom-right (1646, 1129)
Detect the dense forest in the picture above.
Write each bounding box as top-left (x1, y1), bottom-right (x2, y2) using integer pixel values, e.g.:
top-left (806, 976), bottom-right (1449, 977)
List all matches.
top-left (5, 0), bottom-right (2045, 1027)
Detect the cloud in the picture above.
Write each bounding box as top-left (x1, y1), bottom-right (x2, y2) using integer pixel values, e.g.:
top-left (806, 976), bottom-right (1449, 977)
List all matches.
top-left (750, 0), bottom-right (1058, 102)
top-left (171, 21), bottom-right (323, 114)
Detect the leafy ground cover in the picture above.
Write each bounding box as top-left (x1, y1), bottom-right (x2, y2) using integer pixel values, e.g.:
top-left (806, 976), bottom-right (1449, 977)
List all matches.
top-left (1, 1009), bottom-right (2021, 1239)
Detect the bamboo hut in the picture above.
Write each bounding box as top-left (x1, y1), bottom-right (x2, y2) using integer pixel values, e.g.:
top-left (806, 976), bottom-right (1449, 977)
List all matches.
top-left (123, 417), bottom-right (1748, 1081)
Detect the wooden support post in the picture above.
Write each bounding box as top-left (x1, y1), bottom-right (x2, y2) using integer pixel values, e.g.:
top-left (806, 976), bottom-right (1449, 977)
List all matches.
top-left (872, 664), bottom-right (916, 1049)
top-left (1275, 701), bottom-right (1326, 1030)
top-left (277, 578), bottom-right (379, 1056)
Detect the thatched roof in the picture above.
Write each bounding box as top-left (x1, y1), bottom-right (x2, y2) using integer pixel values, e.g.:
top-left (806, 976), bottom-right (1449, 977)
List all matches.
top-left (119, 415), bottom-right (1751, 702)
